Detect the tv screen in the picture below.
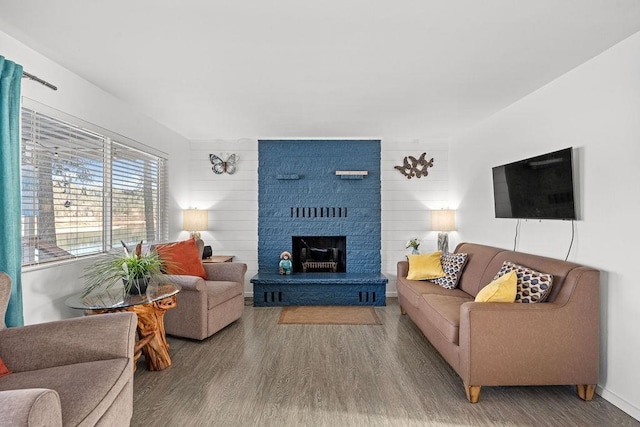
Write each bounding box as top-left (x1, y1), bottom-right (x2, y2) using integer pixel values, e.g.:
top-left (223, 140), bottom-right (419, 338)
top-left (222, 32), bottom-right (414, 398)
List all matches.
top-left (492, 147), bottom-right (576, 220)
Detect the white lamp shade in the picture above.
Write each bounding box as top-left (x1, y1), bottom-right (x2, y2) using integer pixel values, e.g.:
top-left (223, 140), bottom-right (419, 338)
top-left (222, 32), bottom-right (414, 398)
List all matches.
top-left (183, 209), bottom-right (208, 232)
top-left (431, 209), bottom-right (456, 231)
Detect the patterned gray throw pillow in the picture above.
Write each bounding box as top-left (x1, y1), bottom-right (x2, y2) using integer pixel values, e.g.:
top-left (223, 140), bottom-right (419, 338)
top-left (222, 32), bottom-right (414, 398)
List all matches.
top-left (432, 252), bottom-right (468, 289)
top-left (493, 261), bottom-right (554, 303)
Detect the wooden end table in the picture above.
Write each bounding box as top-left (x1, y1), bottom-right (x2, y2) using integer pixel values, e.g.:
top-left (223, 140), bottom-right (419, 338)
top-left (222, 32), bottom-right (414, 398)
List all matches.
top-left (65, 283), bottom-right (180, 371)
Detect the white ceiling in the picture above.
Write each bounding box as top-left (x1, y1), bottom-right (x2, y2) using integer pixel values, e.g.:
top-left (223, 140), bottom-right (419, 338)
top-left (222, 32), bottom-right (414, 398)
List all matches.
top-left (1, 0), bottom-right (640, 140)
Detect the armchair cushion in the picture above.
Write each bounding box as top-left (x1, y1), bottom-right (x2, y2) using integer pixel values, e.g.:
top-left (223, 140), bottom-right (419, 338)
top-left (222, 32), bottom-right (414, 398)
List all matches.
top-left (155, 238), bottom-right (207, 279)
top-left (207, 281), bottom-right (244, 309)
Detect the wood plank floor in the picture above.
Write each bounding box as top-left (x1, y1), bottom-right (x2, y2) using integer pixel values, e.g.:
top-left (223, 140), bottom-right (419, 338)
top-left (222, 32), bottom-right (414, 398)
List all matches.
top-left (132, 298), bottom-right (638, 426)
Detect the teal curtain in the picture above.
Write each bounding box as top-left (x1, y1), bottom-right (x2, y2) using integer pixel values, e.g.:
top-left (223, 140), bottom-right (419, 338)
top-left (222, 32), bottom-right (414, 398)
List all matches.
top-left (0, 55), bottom-right (24, 327)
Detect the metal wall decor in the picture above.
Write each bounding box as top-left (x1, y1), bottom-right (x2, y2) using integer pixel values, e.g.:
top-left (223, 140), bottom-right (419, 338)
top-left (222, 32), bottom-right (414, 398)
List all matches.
top-left (209, 153), bottom-right (238, 175)
top-left (394, 152), bottom-right (434, 179)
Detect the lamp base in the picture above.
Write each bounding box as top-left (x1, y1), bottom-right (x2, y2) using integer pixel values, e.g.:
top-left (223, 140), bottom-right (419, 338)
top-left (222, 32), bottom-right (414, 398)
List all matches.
top-left (189, 231), bottom-right (201, 239)
top-left (437, 232), bottom-right (449, 253)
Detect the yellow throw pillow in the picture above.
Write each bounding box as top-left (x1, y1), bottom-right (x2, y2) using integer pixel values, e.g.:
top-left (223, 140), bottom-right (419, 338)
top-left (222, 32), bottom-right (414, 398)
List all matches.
top-left (475, 270), bottom-right (517, 303)
top-left (407, 251), bottom-right (445, 280)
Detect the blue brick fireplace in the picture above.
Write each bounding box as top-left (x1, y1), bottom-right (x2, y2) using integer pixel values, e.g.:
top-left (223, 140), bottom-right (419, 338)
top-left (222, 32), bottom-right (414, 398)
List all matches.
top-left (251, 140), bottom-right (387, 306)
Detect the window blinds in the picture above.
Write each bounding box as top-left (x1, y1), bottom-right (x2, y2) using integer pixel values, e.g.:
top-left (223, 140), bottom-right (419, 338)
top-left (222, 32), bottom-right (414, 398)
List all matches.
top-left (21, 107), bottom-right (168, 267)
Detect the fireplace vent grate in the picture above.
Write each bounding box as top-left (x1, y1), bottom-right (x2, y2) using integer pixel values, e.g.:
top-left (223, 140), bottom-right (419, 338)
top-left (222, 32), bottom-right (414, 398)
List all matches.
top-left (290, 207), bottom-right (348, 218)
top-left (359, 291), bottom-right (377, 303)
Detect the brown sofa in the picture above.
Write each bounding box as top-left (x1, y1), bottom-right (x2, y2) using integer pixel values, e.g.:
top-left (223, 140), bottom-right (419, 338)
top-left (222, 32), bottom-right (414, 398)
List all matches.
top-left (397, 242), bottom-right (600, 403)
top-left (0, 312), bottom-right (137, 426)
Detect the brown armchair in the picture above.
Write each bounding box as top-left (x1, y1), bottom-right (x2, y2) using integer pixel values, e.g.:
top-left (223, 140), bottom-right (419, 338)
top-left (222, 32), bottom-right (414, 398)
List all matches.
top-left (0, 311), bottom-right (137, 426)
top-left (163, 262), bottom-right (247, 340)
top-left (154, 239), bottom-right (247, 341)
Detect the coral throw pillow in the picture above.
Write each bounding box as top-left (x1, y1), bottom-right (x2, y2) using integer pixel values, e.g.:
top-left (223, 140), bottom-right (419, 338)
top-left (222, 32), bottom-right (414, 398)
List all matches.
top-left (155, 238), bottom-right (207, 279)
top-left (0, 356), bottom-right (11, 378)
top-left (407, 251), bottom-right (446, 281)
top-left (475, 271), bottom-right (517, 303)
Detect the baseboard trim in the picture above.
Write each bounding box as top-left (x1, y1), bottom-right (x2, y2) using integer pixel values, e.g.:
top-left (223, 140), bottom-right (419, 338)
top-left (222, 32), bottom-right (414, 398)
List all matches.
top-left (598, 385), bottom-right (640, 421)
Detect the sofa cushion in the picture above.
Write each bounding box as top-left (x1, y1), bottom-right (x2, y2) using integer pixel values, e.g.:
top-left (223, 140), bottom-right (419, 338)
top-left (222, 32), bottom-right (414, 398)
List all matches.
top-left (206, 281), bottom-right (243, 309)
top-left (407, 252), bottom-right (445, 280)
top-left (419, 294), bottom-right (473, 345)
top-left (397, 278), bottom-right (471, 309)
top-left (475, 271), bottom-right (517, 302)
top-left (494, 261), bottom-right (553, 303)
top-left (155, 238), bottom-right (207, 279)
top-left (433, 252), bottom-right (468, 289)
top-left (0, 359), bottom-right (128, 426)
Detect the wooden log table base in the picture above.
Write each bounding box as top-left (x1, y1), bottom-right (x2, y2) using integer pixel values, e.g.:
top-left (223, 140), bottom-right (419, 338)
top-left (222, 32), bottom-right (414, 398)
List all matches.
top-left (91, 294), bottom-right (177, 371)
top-left (131, 295), bottom-right (177, 371)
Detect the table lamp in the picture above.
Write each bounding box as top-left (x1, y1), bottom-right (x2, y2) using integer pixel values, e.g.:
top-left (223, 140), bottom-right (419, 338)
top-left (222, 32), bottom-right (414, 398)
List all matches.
top-left (431, 209), bottom-right (456, 253)
top-left (183, 209), bottom-right (208, 239)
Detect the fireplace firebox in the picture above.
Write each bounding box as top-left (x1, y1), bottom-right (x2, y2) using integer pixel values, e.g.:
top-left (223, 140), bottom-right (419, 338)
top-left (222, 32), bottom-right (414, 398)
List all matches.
top-left (292, 236), bottom-right (346, 273)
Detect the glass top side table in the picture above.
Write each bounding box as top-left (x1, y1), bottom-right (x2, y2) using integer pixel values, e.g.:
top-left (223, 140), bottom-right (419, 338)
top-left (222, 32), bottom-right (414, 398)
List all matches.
top-left (65, 283), bottom-right (181, 371)
top-left (65, 283), bottom-right (180, 310)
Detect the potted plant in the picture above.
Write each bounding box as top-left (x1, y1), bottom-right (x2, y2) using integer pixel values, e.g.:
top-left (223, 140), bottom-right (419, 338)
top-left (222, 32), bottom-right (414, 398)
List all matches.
top-left (406, 237), bottom-right (421, 254)
top-left (82, 241), bottom-right (168, 297)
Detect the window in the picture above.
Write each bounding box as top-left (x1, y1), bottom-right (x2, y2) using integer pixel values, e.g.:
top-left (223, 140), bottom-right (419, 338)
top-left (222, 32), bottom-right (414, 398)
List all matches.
top-left (21, 105), bottom-right (168, 267)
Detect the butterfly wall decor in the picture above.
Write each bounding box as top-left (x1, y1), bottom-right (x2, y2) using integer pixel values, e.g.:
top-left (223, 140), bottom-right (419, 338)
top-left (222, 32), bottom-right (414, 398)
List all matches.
top-left (209, 153), bottom-right (238, 175)
top-left (394, 152), bottom-right (434, 179)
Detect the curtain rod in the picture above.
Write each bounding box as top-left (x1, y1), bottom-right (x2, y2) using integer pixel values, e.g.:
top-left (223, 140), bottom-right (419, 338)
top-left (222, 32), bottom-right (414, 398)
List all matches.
top-left (22, 71), bottom-right (58, 91)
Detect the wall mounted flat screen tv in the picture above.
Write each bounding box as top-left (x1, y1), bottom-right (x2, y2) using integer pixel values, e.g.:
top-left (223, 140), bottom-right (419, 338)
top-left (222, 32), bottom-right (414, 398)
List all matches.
top-left (492, 147), bottom-right (576, 220)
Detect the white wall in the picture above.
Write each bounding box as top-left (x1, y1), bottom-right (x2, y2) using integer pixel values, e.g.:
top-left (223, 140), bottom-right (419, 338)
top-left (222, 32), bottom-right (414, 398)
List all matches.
top-left (381, 139), bottom-right (450, 293)
top-left (188, 138), bottom-right (450, 296)
top-left (188, 139), bottom-right (259, 295)
top-left (450, 31), bottom-right (640, 420)
top-left (1, 31), bottom-right (192, 324)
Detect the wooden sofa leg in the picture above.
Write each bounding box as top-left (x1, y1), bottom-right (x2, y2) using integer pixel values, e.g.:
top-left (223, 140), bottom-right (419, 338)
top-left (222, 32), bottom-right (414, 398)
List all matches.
top-left (576, 384), bottom-right (596, 401)
top-left (400, 305), bottom-right (407, 315)
top-left (465, 385), bottom-right (481, 403)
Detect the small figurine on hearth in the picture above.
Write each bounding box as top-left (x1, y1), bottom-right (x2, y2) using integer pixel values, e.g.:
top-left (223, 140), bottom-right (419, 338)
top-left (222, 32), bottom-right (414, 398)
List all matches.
top-left (279, 251), bottom-right (292, 275)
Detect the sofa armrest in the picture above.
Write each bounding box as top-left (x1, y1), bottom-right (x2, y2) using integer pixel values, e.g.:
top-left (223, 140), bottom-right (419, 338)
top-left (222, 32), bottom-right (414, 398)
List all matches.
top-left (203, 262), bottom-right (247, 283)
top-left (165, 274), bottom-right (207, 292)
top-left (459, 284), bottom-right (599, 387)
top-left (0, 312), bottom-right (137, 373)
top-left (397, 261), bottom-right (409, 279)
top-left (0, 389), bottom-right (62, 427)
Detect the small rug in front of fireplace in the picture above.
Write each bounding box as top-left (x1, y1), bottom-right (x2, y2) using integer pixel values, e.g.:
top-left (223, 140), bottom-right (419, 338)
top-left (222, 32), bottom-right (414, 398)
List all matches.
top-left (278, 306), bottom-right (381, 325)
